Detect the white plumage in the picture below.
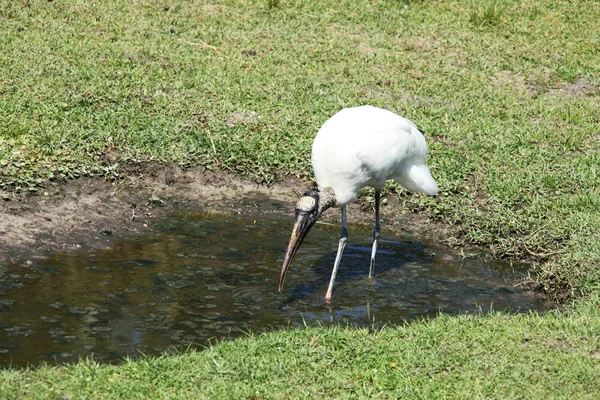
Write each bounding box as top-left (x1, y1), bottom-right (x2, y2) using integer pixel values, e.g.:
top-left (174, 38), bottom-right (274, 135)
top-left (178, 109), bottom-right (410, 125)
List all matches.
top-left (279, 105), bottom-right (438, 302)
top-left (312, 105), bottom-right (438, 204)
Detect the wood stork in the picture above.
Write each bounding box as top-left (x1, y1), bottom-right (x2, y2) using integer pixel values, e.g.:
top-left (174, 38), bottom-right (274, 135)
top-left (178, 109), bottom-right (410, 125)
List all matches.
top-left (278, 105), bottom-right (439, 303)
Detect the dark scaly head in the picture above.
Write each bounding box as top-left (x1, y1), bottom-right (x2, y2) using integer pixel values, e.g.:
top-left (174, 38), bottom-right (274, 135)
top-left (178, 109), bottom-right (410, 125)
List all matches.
top-left (278, 190), bottom-right (322, 293)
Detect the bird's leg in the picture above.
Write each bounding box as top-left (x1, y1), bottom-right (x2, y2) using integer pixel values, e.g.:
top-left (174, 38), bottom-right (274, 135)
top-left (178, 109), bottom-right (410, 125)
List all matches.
top-left (325, 206), bottom-right (347, 303)
top-left (369, 189), bottom-right (381, 278)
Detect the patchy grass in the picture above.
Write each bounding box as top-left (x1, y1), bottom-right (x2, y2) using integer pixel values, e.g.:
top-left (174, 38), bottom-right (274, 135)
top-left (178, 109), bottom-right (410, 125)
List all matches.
top-left (2, 1), bottom-right (598, 300)
top-left (1, 1), bottom-right (600, 394)
top-left (11, 0), bottom-right (597, 300)
top-left (0, 1), bottom-right (599, 290)
top-left (2, 297), bottom-right (599, 399)
top-left (469, 0), bottom-right (506, 27)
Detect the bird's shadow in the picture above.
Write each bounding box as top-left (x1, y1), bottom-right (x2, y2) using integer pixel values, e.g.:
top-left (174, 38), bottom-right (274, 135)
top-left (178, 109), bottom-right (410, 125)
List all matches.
top-left (278, 237), bottom-right (432, 309)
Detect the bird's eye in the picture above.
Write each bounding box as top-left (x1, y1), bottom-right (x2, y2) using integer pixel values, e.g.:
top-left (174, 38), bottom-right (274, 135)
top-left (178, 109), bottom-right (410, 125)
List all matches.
top-left (296, 196), bottom-right (316, 212)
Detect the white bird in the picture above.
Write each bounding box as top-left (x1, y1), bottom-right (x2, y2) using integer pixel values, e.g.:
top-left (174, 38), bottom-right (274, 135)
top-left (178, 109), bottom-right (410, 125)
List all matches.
top-left (278, 105), bottom-right (439, 303)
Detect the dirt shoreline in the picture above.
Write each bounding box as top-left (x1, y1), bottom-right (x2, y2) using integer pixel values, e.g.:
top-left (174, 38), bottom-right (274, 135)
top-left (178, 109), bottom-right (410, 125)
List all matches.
top-left (0, 165), bottom-right (454, 265)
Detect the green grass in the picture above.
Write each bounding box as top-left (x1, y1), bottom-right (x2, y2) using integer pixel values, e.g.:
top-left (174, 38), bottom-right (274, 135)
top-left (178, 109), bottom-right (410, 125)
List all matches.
top-left (2, 0), bottom-right (599, 300)
top-left (2, 297), bottom-right (599, 399)
top-left (1, 0), bottom-right (600, 396)
top-left (469, 0), bottom-right (506, 27)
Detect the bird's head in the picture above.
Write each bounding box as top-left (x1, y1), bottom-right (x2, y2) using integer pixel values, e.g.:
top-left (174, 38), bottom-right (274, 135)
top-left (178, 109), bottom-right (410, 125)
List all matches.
top-left (278, 190), bottom-right (323, 293)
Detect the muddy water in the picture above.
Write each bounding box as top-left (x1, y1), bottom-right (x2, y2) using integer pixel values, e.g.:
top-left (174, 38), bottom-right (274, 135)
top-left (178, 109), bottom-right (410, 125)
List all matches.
top-left (0, 209), bottom-right (549, 367)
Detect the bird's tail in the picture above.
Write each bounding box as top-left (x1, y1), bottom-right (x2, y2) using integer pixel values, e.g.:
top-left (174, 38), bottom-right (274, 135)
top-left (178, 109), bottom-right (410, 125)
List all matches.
top-left (394, 164), bottom-right (439, 196)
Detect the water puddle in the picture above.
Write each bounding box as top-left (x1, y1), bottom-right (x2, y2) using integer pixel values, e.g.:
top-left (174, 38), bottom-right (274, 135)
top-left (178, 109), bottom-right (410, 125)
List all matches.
top-left (0, 208), bottom-right (549, 367)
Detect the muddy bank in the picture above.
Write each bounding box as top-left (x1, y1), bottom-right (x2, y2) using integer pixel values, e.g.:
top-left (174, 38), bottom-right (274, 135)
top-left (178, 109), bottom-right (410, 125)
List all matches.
top-left (0, 165), bottom-right (451, 265)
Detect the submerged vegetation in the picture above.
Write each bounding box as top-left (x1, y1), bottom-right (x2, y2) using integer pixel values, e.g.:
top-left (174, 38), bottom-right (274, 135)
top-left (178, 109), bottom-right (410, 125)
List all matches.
top-left (0, 0), bottom-right (599, 396)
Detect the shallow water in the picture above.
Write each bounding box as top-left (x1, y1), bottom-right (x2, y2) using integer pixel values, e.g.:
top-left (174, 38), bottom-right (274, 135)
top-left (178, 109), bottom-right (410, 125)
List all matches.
top-left (0, 209), bottom-right (549, 367)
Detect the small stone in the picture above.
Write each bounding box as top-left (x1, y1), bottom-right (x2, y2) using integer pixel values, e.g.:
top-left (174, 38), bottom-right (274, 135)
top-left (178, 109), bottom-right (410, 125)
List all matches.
top-left (34, 265), bottom-right (59, 273)
top-left (0, 299), bottom-right (15, 311)
top-left (166, 280), bottom-right (195, 289)
top-left (68, 307), bottom-right (88, 315)
top-left (48, 302), bottom-right (66, 310)
top-left (5, 326), bottom-right (33, 336)
top-left (48, 328), bottom-right (67, 337)
top-left (91, 326), bottom-right (113, 333)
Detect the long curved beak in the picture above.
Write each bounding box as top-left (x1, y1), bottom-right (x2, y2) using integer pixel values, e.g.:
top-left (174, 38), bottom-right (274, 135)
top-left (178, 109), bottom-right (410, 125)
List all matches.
top-left (278, 213), bottom-right (316, 293)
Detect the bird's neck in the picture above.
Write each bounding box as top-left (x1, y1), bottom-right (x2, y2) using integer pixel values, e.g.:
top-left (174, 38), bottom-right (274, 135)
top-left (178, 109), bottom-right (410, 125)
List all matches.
top-left (318, 187), bottom-right (337, 214)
